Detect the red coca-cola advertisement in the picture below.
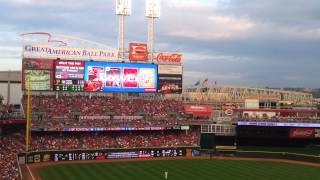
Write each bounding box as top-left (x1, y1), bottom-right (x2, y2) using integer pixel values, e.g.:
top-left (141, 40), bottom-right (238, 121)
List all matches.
top-left (129, 43), bottom-right (147, 61)
top-left (156, 52), bottom-right (182, 64)
top-left (289, 128), bottom-right (315, 138)
top-left (184, 105), bottom-right (213, 117)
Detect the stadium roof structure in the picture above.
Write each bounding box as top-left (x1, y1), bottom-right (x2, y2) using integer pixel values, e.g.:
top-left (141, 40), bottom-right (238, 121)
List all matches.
top-left (239, 108), bottom-right (320, 113)
top-left (21, 32), bottom-right (115, 49)
top-left (180, 85), bottom-right (315, 104)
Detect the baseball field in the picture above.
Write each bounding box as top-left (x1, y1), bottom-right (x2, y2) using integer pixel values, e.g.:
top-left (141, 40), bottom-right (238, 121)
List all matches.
top-left (36, 159), bottom-right (320, 180)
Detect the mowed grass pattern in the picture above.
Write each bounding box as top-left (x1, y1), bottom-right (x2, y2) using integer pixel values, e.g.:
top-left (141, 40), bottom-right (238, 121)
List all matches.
top-left (38, 159), bottom-right (320, 180)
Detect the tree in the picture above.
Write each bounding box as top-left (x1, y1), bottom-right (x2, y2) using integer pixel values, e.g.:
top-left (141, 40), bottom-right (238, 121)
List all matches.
top-left (0, 94), bottom-right (3, 105)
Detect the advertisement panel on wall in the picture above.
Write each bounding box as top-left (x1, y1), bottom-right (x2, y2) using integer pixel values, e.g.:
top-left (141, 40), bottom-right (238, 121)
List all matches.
top-left (156, 52), bottom-right (182, 64)
top-left (54, 60), bottom-right (85, 91)
top-left (129, 43), bottom-right (148, 61)
top-left (157, 64), bottom-right (182, 94)
top-left (23, 58), bottom-right (54, 70)
top-left (289, 128), bottom-right (316, 138)
top-left (23, 148), bottom-right (189, 163)
top-left (158, 74), bottom-right (182, 94)
top-left (84, 61), bottom-right (157, 93)
top-left (24, 70), bottom-right (52, 91)
top-left (22, 58), bottom-right (54, 91)
top-left (184, 105), bottom-right (213, 117)
top-left (158, 64), bottom-right (182, 74)
top-left (238, 121), bottom-right (320, 128)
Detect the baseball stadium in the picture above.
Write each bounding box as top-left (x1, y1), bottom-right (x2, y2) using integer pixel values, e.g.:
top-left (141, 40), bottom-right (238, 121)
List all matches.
top-left (1, 1), bottom-right (320, 180)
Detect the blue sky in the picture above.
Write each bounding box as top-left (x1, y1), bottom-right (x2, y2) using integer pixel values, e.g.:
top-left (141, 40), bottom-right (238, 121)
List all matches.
top-left (0, 0), bottom-right (320, 88)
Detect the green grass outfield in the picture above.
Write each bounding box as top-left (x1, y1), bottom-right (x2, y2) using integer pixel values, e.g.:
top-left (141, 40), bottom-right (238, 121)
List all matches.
top-left (37, 159), bottom-right (320, 180)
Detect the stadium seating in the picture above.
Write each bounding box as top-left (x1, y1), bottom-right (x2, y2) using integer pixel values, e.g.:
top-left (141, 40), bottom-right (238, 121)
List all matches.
top-left (0, 128), bottom-right (199, 179)
top-left (24, 95), bottom-right (187, 128)
top-left (0, 133), bottom-right (24, 180)
top-left (0, 104), bottom-right (20, 120)
top-left (29, 130), bottom-right (199, 151)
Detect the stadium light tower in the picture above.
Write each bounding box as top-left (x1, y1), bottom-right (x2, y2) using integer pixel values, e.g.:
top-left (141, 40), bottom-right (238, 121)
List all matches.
top-left (146, 0), bottom-right (160, 63)
top-left (116, 0), bottom-right (132, 61)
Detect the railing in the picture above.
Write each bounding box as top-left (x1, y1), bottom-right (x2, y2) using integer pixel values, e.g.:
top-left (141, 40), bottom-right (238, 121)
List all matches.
top-left (201, 124), bottom-right (236, 135)
top-left (16, 155), bottom-right (23, 180)
top-left (0, 111), bottom-right (24, 120)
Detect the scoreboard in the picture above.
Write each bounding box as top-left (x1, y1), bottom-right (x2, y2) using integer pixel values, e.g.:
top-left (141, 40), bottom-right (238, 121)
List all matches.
top-left (54, 80), bottom-right (84, 91)
top-left (22, 58), bottom-right (179, 93)
top-left (54, 60), bottom-right (85, 91)
top-left (84, 61), bottom-right (158, 93)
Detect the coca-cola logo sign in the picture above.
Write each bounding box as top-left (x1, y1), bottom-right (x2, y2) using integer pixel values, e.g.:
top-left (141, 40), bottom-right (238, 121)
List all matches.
top-left (156, 53), bottom-right (182, 64)
top-left (289, 128), bottom-right (315, 138)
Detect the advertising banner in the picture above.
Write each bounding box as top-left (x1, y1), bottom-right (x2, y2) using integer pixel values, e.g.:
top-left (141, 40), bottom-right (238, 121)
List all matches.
top-left (25, 148), bottom-right (189, 163)
top-left (30, 127), bottom-right (166, 132)
top-left (184, 105), bottom-right (213, 117)
top-left (238, 121), bottom-right (320, 128)
top-left (22, 58), bottom-right (54, 91)
top-left (289, 128), bottom-right (315, 138)
top-left (158, 64), bottom-right (182, 74)
top-left (157, 64), bottom-right (182, 94)
top-left (84, 61), bottom-right (157, 93)
top-left (23, 58), bottom-right (53, 70)
top-left (243, 111), bottom-right (276, 119)
top-left (158, 74), bottom-right (182, 94)
top-left (156, 52), bottom-right (182, 64)
top-left (129, 43), bottom-right (147, 61)
top-left (23, 44), bottom-right (118, 61)
top-left (24, 70), bottom-right (52, 91)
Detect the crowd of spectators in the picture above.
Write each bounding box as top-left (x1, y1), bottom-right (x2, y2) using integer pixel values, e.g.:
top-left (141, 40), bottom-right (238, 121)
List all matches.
top-left (30, 130), bottom-right (199, 151)
top-left (0, 104), bottom-right (20, 120)
top-left (1, 128), bottom-right (199, 179)
top-left (24, 95), bottom-right (188, 128)
top-left (0, 133), bottom-right (24, 180)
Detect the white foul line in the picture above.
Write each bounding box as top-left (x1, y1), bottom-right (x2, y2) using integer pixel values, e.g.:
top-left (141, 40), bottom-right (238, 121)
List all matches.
top-left (26, 165), bottom-right (36, 180)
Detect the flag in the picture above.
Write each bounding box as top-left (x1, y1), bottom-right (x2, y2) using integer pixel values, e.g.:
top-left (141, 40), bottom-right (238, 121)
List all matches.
top-left (201, 78), bottom-right (209, 92)
top-left (201, 78), bottom-right (208, 88)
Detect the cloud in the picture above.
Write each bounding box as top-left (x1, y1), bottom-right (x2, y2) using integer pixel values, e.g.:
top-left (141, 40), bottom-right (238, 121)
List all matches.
top-left (158, 1), bottom-right (254, 40)
top-left (167, 16), bottom-right (254, 40)
top-left (0, 0), bottom-right (320, 88)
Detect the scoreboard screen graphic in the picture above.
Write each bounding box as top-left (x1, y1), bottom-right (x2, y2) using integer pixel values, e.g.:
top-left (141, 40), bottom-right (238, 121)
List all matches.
top-left (84, 61), bottom-right (157, 93)
top-left (55, 60), bottom-right (84, 80)
top-left (22, 58), bottom-right (54, 91)
top-left (24, 70), bottom-right (52, 91)
top-left (54, 80), bottom-right (85, 91)
top-left (54, 60), bottom-right (85, 91)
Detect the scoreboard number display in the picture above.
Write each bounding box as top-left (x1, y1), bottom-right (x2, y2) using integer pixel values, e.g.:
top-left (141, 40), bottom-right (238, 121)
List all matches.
top-left (54, 79), bottom-right (84, 91)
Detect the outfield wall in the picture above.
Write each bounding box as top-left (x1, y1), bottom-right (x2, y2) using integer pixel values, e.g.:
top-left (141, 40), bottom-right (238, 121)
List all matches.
top-left (19, 147), bottom-right (201, 164)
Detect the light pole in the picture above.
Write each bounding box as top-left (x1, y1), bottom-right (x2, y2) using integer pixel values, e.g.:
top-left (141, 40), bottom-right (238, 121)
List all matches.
top-left (146, 0), bottom-right (160, 63)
